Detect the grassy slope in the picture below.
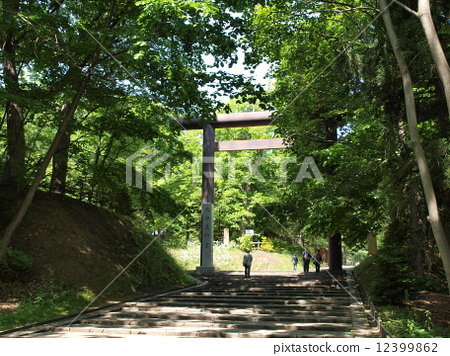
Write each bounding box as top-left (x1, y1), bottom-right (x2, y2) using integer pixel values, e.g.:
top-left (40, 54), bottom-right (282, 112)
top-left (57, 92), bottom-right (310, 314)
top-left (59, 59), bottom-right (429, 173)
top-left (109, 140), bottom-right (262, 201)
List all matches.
top-left (0, 192), bottom-right (193, 330)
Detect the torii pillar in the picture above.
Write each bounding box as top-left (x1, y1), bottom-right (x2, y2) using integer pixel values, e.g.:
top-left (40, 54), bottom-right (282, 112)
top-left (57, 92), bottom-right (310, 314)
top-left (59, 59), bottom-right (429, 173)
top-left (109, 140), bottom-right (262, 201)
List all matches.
top-left (197, 124), bottom-right (216, 273)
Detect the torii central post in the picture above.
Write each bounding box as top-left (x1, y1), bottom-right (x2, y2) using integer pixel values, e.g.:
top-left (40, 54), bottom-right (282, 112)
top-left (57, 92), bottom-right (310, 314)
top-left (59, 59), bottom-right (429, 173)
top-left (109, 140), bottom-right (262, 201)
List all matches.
top-left (178, 111), bottom-right (286, 273)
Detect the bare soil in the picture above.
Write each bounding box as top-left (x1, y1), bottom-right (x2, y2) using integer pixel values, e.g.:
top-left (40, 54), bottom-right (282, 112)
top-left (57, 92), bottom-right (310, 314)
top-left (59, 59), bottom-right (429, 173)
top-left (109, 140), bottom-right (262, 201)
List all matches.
top-left (404, 291), bottom-right (450, 332)
top-left (0, 192), bottom-right (177, 314)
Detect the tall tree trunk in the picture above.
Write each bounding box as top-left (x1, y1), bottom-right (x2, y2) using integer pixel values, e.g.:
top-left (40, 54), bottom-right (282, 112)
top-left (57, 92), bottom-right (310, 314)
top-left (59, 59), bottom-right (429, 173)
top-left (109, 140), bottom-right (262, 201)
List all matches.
top-left (395, 0), bottom-right (450, 116)
top-left (408, 184), bottom-right (424, 276)
top-left (0, 47), bottom-right (101, 261)
top-left (87, 135), bottom-right (103, 203)
top-left (398, 120), bottom-right (424, 276)
top-left (1, 0), bottom-right (26, 188)
top-left (381, 0), bottom-right (450, 293)
top-left (433, 77), bottom-right (450, 137)
top-left (50, 104), bottom-right (71, 195)
top-left (48, 2), bottom-right (118, 196)
top-left (417, 0), bottom-right (450, 117)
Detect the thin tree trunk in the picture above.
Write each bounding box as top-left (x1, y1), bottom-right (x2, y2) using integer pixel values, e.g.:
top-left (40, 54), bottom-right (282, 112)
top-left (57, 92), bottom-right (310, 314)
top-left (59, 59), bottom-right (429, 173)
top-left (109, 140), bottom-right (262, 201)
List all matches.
top-left (381, 0), bottom-right (450, 293)
top-left (408, 184), bottom-right (424, 276)
top-left (2, 0), bottom-right (26, 187)
top-left (89, 133), bottom-right (115, 204)
top-left (87, 135), bottom-right (102, 203)
top-left (0, 47), bottom-right (101, 261)
top-left (398, 120), bottom-right (424, 276)
top-left (417, 0), bottom-right (450, 116)
top-left (50, 104), bottom-right (71, 195)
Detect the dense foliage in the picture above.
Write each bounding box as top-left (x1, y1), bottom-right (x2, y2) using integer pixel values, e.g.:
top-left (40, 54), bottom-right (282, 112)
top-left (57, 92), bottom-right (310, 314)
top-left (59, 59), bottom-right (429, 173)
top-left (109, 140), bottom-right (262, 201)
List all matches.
top-left (242, 0), bottom-right (450, 295)
top-left (1, 0), bottom-right (450, 301)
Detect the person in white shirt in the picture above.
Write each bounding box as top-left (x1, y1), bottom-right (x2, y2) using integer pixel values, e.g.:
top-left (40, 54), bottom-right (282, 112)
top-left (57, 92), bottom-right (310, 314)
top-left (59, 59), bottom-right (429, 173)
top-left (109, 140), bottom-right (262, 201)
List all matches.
top-left (243, 250), bottom-right (253, 278)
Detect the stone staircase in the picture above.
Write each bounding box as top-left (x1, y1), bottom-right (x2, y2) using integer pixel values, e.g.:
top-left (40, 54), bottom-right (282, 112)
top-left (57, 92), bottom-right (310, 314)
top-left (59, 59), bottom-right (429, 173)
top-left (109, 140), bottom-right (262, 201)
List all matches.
top-left (5, 270), bottom-right (380, 338)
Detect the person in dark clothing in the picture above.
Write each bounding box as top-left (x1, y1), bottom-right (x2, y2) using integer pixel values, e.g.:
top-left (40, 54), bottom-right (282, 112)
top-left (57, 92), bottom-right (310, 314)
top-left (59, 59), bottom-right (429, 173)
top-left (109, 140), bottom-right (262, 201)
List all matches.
top-left (313, 249), bottom-right (323, 273)
top-left (302, 248), bottom-right (312, 273)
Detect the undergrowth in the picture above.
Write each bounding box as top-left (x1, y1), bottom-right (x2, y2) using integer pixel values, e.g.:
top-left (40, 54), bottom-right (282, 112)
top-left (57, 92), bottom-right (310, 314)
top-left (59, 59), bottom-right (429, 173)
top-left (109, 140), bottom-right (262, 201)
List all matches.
top-left (0, 288), bottom-right (95, 332)
top-left (379, 306), bottom-right (448, 338)
top-left (354, 255), bottom-right (448, 338)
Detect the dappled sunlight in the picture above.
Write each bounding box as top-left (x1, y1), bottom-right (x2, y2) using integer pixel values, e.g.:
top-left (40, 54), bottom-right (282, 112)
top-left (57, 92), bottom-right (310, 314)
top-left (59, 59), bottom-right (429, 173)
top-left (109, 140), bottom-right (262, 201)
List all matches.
top-left (2, 270), bottom-right (378, 338)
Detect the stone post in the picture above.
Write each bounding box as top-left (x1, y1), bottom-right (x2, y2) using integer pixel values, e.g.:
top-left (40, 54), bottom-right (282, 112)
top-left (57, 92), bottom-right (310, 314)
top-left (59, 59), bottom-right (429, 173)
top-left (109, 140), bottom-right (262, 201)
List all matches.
top-left (196, 124), bottom-right (217, 273)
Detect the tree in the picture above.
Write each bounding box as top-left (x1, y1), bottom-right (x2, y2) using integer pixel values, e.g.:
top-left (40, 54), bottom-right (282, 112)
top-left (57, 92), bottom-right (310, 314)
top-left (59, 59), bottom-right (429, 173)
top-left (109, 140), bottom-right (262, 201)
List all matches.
top-left (0, 46), bottom-right (101, 261)
top-left (0, 0), bottom-right (265, 259)
top-left (243, 0), bottom-right (449, 293)
top-left (245, 0), bottom-right (384, 246)
top-left (1, 0), bottom-right (26, 187)
top-left (380, 0), bottom-right (450, 293)
top-left (394, 0), bottom-right (450, 116)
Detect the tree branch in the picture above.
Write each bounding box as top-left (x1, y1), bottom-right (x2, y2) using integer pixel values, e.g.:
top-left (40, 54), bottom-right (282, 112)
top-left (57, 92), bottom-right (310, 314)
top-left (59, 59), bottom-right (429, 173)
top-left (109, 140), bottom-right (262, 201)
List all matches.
top-left (393, 0), bottom-right (418, 16)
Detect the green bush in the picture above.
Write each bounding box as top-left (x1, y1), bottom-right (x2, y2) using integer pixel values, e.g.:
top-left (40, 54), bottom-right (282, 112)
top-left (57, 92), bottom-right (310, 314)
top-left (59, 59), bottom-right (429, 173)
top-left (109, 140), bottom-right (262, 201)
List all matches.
top-left (260, 236), bottom-right (275, 252)
top-left (417, 272), bottom-right (448, 294)
top-left (7, 248), bottom-right (33, 270)
top-left (354, 253), bottom-right (418, 305)
top-left (237, 234), bottom-right (253, 251)
top-left (271, 237), bottom-right (296, 254)
top-left (379, 305), bottom-right (448, 337)
top-left (350, 249), bottom-right (368, 265)
top-left (0, 248), bottom-right (33, 280)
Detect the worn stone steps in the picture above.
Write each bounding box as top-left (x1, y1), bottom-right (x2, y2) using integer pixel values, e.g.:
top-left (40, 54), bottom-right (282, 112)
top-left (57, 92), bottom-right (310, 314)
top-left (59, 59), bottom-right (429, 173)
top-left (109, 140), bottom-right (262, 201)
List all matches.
top-left (128, 301), bottom-right (350, 311)
top-left (101, 310), bottom-right (353, 323)
top-left (2, 270), bottom-right (379, 338)
top-left (121, 305), bottom-right (351, 317)
top-left (77, 316), bottom-right (353, 332)
top-left (156, 295), bottom-right (351, 302)
top-left (176, 291), bottom-right (350, 297)
top-left (45, 325), bottom-right (355, 338)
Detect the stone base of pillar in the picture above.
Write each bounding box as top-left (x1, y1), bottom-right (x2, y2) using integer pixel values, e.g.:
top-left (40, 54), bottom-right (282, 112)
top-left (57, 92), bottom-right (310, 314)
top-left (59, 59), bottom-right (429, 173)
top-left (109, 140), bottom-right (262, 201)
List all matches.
top-left (194, 266), bottom-right (219, 274)
top-left (327, 269), bottom-right (346, 276)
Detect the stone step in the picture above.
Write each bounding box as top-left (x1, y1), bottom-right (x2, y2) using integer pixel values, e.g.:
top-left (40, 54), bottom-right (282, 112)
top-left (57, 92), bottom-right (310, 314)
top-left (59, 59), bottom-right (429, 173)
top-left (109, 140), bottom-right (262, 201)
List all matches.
top-left (120, 305), bottom-right (351, 317)
top-left (171, 292), bottom-right (350, 298)
top-left (129, 300), bottom-right (350, 311)
top-left (99, 310), bottom-right (353, 324)
top-left (176, 290), bottom-right (350, 297)
top-left (76, 317), bottom-right (353, 332)
top-left (47, 325), bottom-right (355, 338)
top-left (189, 285), bottom-right (345, 290)
top-left (155, 295), bottom-right (351, 304)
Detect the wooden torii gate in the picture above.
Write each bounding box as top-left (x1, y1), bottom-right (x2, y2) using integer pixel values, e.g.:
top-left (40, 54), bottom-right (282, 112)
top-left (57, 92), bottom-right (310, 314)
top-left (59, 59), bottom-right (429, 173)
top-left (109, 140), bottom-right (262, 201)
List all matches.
top-left (178, 111), bottom-right (342, 273)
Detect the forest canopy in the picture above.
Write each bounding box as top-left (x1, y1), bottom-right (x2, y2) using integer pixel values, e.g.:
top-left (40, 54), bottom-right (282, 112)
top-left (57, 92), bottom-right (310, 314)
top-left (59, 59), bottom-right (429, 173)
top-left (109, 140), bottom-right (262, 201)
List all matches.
top-left (1, 0), bottom-right (450, 295)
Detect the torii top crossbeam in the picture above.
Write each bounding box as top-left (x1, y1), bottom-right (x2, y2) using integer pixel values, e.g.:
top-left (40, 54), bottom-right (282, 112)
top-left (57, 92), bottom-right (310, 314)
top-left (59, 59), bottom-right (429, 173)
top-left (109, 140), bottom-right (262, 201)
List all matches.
top-left (177, 111), bottom-right (275, 130)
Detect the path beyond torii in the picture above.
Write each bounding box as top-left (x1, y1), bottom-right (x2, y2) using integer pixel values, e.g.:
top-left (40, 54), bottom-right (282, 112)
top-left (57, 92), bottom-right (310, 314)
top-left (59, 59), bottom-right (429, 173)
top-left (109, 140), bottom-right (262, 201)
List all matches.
top-left (177, 111), bottom-right (343, 273)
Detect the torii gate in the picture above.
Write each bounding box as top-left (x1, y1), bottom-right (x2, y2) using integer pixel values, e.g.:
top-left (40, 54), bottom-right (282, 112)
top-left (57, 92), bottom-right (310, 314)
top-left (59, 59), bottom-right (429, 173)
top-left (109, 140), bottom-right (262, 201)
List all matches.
top-left (178, 111), bottom-right (342, 273)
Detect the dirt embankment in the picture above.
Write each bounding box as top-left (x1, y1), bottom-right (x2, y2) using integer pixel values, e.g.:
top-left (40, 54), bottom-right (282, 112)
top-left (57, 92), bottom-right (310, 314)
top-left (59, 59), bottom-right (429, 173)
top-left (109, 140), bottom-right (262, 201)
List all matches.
top-left (1, 192), bottom-right (190, 311)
